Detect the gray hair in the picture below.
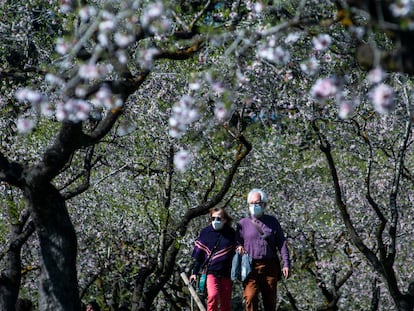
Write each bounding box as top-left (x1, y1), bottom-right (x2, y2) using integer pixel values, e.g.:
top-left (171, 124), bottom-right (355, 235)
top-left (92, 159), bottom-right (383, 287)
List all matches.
top-left (247, 188), bottom-right (268, 204)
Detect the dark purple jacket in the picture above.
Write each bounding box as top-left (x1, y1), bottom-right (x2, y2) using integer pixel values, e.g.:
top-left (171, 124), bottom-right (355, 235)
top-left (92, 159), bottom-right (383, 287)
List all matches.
top-left (236, 214), bottom-right (290, 268)
top-left (191, 224), bottom-right (236, 277)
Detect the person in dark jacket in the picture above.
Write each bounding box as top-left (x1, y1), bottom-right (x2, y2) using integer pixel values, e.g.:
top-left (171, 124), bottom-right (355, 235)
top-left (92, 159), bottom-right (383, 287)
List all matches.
top-left (189, 207), bottom-right (236, 311)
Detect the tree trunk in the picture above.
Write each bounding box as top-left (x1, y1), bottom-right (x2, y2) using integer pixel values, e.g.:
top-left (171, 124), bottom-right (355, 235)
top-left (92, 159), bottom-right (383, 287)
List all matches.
top-left (0, 238), bottom-right (22, 310)
top-left (393, 294), bottom-right (414, 311)
top-left (0, 210), bottom-right (35, 310)
top-left (26, 183), bottom-right (80, 311)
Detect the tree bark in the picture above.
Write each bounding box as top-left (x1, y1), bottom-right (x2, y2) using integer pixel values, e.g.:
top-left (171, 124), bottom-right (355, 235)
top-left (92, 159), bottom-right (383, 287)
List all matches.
top-left (25, 183), bottom-right (80, 311)
top-left (0, 221), bottom-right (34, 310)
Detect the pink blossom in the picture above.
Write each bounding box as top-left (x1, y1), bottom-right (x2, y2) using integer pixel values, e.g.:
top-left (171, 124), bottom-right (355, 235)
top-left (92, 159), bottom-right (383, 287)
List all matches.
top-left (300, 57), bottom-right (319, 75)
top-left (366, 67), bottom-right (386, 84)
top-left (369, 83), bottom-right (395, 114)
top-left (56, 99), bottom-right (90, 122)
top-left (338, 97), bottom-right (359, 119)
top-left (56, 38), bottom-right (70, 55)
top-left (138, 48), bottom-right (160, 69)
top-left (285, 32), bottom-right (301, 44)
top-left (78, 64), bottom-right (100, 80)
top-left (390, 0), bottom-right (412, 17)
top-left (257, 46), bottom-right (290, 64)
top-left (99, 20), bottom-right (116, 33)
top-left (16, 118), bottom-right (35, 134)
top-left (174, 149), bottom-right (192, 172)
top-left (214, 102), bottom-right (230, 122)
top-left (114, 33), bottom-right (134, 48)
top-left (310, 77), bottom-right (339, 102)
top-left (169, 95), bottom-right (199, 138)
top-left (312, 34), bottom-right (332, 51)
top-left (79, 6), bottom-right (97, 22)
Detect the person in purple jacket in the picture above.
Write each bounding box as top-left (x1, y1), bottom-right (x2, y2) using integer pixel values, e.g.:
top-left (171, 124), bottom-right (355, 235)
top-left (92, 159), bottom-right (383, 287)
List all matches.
top-left (189, 207), bottom-right (236, 311)
top-left (236, 188), bottom-right (290, 311)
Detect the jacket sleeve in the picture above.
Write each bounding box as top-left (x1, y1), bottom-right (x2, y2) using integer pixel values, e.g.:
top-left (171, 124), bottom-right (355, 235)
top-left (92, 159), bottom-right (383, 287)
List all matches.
top-left (274, 219), bottom-right (291, 268)
top-left (192, 259), bottom-right (202, 275)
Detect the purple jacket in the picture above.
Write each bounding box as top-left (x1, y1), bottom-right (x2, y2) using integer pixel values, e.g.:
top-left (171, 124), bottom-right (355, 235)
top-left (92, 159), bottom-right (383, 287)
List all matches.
top-left (236, 214), bottom-right (290, 268)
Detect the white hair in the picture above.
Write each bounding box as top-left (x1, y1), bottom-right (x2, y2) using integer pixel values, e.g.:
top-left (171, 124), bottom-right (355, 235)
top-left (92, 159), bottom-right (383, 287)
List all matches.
top-left (247, 188), bottom-right (268, 204)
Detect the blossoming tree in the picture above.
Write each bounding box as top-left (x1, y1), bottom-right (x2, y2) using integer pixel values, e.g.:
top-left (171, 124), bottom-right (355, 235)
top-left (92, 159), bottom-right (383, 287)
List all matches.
top-left (2, 0), bottom-right (414, 310)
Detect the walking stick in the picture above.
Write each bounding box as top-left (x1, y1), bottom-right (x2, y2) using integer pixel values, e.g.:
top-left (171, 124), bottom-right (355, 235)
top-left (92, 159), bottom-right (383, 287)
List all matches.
top-left (180, 272), bottom-right (206, 311)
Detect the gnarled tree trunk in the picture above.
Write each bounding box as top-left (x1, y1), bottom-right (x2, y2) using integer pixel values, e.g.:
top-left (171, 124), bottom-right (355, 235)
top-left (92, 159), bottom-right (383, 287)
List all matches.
top-left (26, 183), bottom-right (80, 311)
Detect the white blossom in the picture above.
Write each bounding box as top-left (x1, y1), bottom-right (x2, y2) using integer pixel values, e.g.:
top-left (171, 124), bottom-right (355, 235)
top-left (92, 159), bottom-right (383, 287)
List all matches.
top-left (15, 88), bottom-right (46, 107)
top-left (338, 96), bottom-right (359, 119)
top-left (214, 102), bottom-right (230, 122)
top-left (56, 99), bottom-right (91, 122)
top-left (99, 20), bottom-right (116, 33)
top-left (390, 0), bottom-right (412, 17)
top-left (310, 77), bottom-right (340, 102)
top-left (79, 5), bottom-right (97, 22)
top-left (116, 50), bottom-right (128, 64)
top-left (312, 34), bottom-right (332, 51)
top-left (300, 57), bottom-right (319, 75)
top-left (91, 86), bottom-right (115, 110)
top-left (169, 95), bottom-right (199, 138)
top-left (285, 32), bottom-right (301, 44)
top-left (366, 67), bottom-right (386, 84)
top-left (78, 64), bottom-right (100, 80)
top-left (56, 38), bottom-right (70, 55)
top-left (138, 48), bottom-right (160, 69)
top-left (189, 81), bottom-right (201, 90)
top-left (254, 2), bottom-right (264, 13)
top-left (369, 83), bottom-right (395, 114)
top-left (114, 33), bottom-right (134, 48)
top-left (257, 45), bottom-right (290, 64)
top-left (16, 118), bottom-right (35, 134)
top-left (45, 74), bottom-right (64, 86)
top-left (174, 149), bottom-right (192, 172)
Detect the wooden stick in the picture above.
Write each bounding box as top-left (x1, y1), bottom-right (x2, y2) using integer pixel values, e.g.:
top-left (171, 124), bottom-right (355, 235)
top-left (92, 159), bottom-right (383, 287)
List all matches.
top-left (180, 272), bottom-right (206, 311)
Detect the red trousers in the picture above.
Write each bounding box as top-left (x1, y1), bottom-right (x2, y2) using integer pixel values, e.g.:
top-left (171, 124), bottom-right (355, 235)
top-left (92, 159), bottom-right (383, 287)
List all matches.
top-left (243, 258), bottom-right (280, 311)
top-left (206, 274), bottom-right (232, 311)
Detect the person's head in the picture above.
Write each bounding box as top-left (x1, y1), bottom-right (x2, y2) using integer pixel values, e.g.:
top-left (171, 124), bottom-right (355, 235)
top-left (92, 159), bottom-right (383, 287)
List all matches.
top-left (209, 206), bottom-right (232, 230)
top-left (86, 301), bottom-right (101, 311)
top-left (247, 188), bottom-right (267, 218)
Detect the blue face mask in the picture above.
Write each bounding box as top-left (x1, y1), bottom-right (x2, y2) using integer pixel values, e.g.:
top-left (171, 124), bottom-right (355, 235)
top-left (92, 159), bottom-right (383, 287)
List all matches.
top-left (249, 204), bottom-right (264, 217)
top-left (212, 220), bottom-right (224, 230)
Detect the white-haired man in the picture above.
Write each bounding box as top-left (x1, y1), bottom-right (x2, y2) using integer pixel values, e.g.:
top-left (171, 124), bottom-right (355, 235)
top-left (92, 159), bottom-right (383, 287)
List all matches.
top-left (236, 188), bottom-right (290, 311)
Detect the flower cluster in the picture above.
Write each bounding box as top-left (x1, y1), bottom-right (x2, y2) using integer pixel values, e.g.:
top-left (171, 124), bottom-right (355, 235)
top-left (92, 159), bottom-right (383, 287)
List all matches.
top-left (140, 1), bottom-right (171, 34)
top-left (337, 95), bottom-right (359, 120)
top-left (214, 102), bottom-right (231, 122)
top-left (16, 118), bottom-right (36, 134)
top-left (169, 95), bottom-right (199, 138)
top-left (257, 36), bottom-right (290, 65)
top-left (312, 34), bottom-right (332, 51)
top-left (300, 57), bottom-right (320, 76)
top-left (173, 149), bottom-right (193, 173)
top-left (56, 99), bottom-right (90, 122)
top-left (389, 0), bottom-right (413, 17)
top-left (137, 48), bottom-right (160, 70)
top-left (310, 77), bottom-right (340, 102)
top-left (369, 83), bottom-right (395, 114)
top-left (366, 67), bottom-right (395, 114)
top-left (91, 86), bottom-right (123, 111)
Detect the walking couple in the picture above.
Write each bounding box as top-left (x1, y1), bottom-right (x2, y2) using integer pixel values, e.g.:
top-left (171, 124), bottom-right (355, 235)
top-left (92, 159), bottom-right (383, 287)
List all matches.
top-left (189, 188), bottom-right (291, 311)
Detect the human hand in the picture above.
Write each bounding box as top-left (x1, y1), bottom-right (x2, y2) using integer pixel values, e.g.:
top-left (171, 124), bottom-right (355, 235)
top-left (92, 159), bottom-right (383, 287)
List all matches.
top-left (189, 274), bottom-right (197, 284)
top-left (282, 267), bottom-right (290, 279)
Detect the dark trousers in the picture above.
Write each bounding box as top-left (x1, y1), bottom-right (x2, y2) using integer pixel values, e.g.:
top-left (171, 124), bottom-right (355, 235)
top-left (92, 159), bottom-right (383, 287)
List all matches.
top-left (243, 258), bottom-right (280, 311)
